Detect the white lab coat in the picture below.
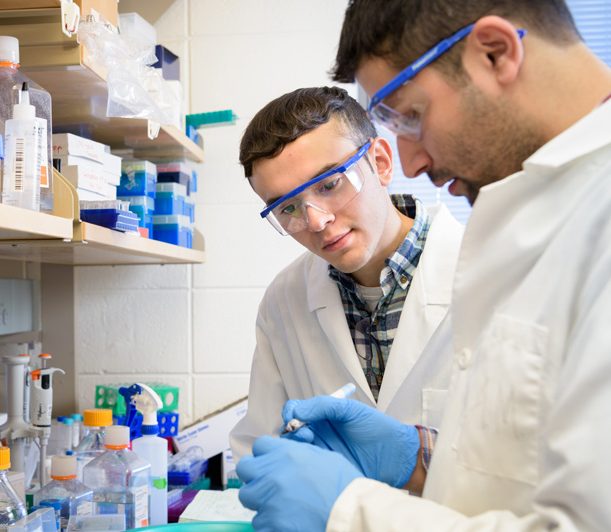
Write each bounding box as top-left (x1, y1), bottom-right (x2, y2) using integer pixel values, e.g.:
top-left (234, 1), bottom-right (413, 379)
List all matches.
top-left (230, 204), bottom-right (464, 460)
top-left (327, 100), bottom-right (611, 531)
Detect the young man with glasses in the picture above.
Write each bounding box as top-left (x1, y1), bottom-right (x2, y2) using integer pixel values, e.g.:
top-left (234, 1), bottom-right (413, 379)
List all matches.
top-left (237, 1), bottom-right (611, 531)
top-left (230, 86), bottom-right (463, 460)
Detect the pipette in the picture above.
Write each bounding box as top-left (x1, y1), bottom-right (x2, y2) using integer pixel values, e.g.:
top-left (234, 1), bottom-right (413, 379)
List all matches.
top-left (282, 383), bottom-right (356, 434)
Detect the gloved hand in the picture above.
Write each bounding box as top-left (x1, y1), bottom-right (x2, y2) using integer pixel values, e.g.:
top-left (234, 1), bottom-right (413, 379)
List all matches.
top-left (237, 436), bottom-right (362, 532)
top-left (282, 396), bottom-right (420, 488)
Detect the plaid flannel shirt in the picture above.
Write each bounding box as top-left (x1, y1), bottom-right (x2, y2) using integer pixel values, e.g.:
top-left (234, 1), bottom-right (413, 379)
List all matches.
top-left (329, 195), bottom-right (430, 401)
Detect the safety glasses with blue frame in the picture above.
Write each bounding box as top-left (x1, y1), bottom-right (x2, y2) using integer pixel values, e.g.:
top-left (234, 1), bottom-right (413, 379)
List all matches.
top-left (260, 140), bottom-right (373, 236)
top-left (368, 23), bottom-right (527, 140)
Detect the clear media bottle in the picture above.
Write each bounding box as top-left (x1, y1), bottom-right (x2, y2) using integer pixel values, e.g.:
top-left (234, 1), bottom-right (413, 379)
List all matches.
top-left (0, 447), bottom-right (27, 526)
top-left (33, 454), bottom-right (93, 531)
top-left (131, 384), bottom-right (168, 525)
top-left (0, 36), bottom-right (52, 211)
top-left (83, 425), bottom-right (150, 529)
top-left (74, 409), bottom-right (113, 482)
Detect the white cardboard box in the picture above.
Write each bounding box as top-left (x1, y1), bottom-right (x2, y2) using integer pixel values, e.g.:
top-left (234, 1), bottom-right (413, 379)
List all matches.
top-left (77, 188), bottom-right (117, 202)
top-left (62, 165), bottom-right (117, 198)
top-left (173, 398), bottom-right (248, 460)
top-left (52, 133), bottom-right (106, 164)
top-left (56, 153), bottom-right (122, 179)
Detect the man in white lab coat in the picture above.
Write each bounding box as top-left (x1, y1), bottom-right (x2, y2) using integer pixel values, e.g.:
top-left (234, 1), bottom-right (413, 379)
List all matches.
top-left (230, 87), bottom-right (463, 459)
top-left (236, 1), bottom-right (611, 531)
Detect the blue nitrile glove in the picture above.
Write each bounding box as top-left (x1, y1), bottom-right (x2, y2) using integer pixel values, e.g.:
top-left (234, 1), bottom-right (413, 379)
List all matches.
top-left (238, 436), bottom-right (362, 532)
top-left (282, 397), bottom-right (420, 488)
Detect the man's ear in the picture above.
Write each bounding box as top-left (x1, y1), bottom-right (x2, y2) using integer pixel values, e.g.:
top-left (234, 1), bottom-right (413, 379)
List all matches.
top-left (371, 136), bottom-right (394, 187)
top-left (462, 15), bottom-right (525, 90)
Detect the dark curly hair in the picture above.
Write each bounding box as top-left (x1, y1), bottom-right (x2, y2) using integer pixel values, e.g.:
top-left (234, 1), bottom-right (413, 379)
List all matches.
top-left (240, 86), bottom-right (376, 178)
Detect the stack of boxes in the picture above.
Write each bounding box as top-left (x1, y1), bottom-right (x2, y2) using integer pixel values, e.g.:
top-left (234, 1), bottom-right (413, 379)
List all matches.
top-left (117, 160), bottom-right (157, 237)
top-left (153, 162), bottom-right (195, 248)
top-left (52, 133), bottom-right (122, 201)
top-left (73, 152), bottom-right (198, 247)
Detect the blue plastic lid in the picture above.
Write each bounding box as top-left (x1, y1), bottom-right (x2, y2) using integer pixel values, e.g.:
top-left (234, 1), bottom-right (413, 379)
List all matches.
top-left (141, 424), bottom-right (159, 435)
top-left (71, 413), bottom-right (83, 421)
top-left (62, 417), bottom-right (74, 425)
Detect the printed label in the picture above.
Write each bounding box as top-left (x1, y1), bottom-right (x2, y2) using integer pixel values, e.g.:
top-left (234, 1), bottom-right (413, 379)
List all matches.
top-left (131, 483), bottom-right (149, 528)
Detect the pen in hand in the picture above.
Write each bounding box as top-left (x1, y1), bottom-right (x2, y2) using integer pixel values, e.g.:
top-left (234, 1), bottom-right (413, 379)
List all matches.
top-left (282, 383), bottom-right (357, 434)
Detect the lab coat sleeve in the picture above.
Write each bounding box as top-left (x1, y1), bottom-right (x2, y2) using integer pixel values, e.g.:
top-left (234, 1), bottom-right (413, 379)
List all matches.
top-left (229, 298), bottom-right (288, 462)
top-left (328, 234), bottom-right (611, 531)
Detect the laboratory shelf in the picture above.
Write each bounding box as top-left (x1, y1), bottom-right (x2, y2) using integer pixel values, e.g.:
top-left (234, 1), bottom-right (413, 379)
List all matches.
top-left (0, 171), bottom-right (206, 266)
top-left (0, 204), bottom-right (72, 241)
top-left (0, 7), bottom-right (205, 163)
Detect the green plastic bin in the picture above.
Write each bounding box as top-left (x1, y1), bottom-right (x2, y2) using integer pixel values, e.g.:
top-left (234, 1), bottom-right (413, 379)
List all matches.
top-left (132, 524), bottom-right (253, 531)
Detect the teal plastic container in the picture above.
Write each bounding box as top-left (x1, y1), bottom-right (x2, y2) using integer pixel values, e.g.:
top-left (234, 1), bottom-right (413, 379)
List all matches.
top-left (132, 523), bottom-right (254, 531)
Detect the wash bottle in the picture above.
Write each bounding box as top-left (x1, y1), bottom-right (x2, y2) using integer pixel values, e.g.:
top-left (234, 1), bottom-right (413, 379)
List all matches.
top-left (2, 82), bottom-right (40, 210)
top-left (131, 383), bottom-right (168, 526)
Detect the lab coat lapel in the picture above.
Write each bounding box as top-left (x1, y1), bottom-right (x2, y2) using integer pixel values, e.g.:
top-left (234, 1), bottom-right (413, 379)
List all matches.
top-left (307, 256), bottom-right (375, 404)
top-left (377, 205), bottom-right (460, 411)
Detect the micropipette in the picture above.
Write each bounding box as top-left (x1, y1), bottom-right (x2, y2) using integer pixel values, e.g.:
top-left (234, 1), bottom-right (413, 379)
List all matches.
top-left (282, 383), bottom-right (356, 434)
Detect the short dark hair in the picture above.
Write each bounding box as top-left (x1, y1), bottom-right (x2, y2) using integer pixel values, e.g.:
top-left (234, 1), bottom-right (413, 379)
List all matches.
top-left (240, 86), bottom-right (376, 177)
top-left (331, 0), bottom-right (581, 83)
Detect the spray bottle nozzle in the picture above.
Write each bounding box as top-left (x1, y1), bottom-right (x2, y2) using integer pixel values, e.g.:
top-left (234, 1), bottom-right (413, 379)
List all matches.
top-left (119, 383), bottom-right (163, 440)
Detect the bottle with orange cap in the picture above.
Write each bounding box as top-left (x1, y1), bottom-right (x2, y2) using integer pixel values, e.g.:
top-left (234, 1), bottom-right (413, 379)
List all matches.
top-left (83, 425), bottom-right (150, 529)
top-left (74, 408), bottom-right (113, 482)
top-left (0, 446), bottom-right (27, 525)
top-left (33, 454), bottom-right (92, 531)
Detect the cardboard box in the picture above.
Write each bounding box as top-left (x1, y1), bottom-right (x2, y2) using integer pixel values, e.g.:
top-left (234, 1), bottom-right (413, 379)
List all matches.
top-left (77, 188), bottom-right (117, 202)
top-left (56, 155), bottom-right (121, 184)
top-left (173, 398), bottom-right (248, 460)
top-left (52, 133), bottom-right (106, 164)
top-left (62, 165), bottom-right (117, 199)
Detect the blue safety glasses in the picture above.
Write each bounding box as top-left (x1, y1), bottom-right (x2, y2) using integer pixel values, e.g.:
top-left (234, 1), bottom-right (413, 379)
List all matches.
top-left (260, 141), bottom-right (372, 235)
top-left (368, 23), bottom-right (527, 140)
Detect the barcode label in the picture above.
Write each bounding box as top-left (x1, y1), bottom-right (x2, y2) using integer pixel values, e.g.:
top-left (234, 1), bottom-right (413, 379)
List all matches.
top-left (37, 120), bottom-right (49, 188)
top-left (13, 137), bottom-right (25, 192)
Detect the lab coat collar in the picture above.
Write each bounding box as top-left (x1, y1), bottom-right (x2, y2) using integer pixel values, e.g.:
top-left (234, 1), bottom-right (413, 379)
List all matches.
top-left (524, 99), bottom-right (611, 172)
top-left (307, 253), bottom-right (338, 312)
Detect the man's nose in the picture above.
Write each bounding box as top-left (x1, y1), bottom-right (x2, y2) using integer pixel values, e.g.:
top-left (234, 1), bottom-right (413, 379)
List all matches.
top-left (396, 136), bottom-right (432, 178)
top-left (304, 202), bottom-right (334, 232)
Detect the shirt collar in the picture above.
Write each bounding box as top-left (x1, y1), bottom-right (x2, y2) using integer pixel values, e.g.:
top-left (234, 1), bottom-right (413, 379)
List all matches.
top-left (328, 195), bottom-right (430, 295)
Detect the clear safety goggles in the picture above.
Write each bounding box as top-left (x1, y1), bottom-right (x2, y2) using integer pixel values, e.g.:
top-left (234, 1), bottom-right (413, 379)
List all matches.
top-left (260, 141), bottom-right (372, 236)
top-left (368, 23), bottom-right (526, 140)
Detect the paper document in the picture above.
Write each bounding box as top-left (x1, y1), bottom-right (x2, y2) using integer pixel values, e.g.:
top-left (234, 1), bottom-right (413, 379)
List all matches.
top-left (179, 489), bottom-right (255, 523)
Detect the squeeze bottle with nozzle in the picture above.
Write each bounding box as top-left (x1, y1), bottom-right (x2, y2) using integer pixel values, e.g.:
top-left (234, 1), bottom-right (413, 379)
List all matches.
top-left (131, 383), bottom-right (168, 526)
top-left (2, 82), bottom-right (40, 210)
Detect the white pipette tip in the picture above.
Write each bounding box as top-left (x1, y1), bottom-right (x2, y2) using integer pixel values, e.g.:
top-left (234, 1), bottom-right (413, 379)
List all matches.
top-left (282, 383), bottom-right (356, 434)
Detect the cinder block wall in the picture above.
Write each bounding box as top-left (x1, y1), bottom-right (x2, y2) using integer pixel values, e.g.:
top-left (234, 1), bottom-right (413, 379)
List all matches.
top-left (75, 0), bottom-right (353, 427)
